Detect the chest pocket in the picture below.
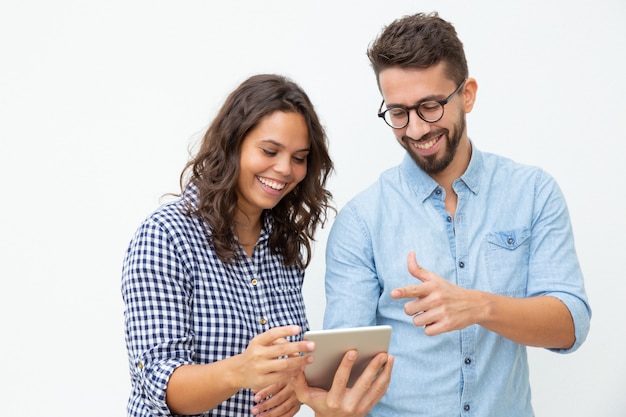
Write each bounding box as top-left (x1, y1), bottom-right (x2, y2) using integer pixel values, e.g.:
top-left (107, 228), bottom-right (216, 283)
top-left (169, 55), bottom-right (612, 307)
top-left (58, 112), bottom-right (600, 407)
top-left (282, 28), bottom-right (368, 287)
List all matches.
top-left (483, 228), bottom-right (530, 296)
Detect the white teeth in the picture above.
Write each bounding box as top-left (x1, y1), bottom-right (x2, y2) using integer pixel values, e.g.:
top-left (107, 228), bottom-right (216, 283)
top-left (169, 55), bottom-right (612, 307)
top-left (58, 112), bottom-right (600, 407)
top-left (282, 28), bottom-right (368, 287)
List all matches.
top-left (413, 136), bottom-right (438, 150)
top-left (258, 176), bottom-right (286, 190)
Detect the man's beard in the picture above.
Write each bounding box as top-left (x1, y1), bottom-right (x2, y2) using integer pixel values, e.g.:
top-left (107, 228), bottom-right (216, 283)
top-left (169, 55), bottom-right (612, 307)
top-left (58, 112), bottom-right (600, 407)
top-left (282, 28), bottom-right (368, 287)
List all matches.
top-left (402, 116), bottom-right (465, 175)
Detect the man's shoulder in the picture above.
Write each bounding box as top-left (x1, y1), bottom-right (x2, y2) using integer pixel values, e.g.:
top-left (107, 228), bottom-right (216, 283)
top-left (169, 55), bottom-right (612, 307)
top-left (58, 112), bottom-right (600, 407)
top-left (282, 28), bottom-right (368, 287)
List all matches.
top-left (480, 150), bottom-right (548, 179)
top-left (476, 150), bottom-right (564, 202)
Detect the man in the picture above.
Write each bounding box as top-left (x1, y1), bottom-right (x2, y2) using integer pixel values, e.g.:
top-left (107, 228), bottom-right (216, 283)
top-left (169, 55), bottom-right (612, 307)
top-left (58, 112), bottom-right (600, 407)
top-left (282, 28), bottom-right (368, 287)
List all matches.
top-left (323, 12), bottom-right (591, 417)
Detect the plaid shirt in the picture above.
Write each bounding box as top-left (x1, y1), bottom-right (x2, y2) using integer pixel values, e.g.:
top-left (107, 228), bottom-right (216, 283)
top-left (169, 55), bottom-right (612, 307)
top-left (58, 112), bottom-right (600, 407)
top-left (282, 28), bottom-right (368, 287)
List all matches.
top-left (122, 184), bottom-right (309, 416)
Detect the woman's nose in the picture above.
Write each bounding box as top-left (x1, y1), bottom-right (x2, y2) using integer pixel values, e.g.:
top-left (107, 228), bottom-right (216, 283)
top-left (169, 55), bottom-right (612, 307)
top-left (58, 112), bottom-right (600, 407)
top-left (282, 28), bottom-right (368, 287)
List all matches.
top-left (273, 155), bottom-right (293, 177)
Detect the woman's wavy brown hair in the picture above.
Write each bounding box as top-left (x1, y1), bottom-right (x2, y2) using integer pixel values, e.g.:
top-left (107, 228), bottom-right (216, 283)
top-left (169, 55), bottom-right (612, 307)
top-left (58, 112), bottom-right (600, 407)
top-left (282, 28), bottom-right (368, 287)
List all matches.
top-left (180, 74), bottom-right (334, 269)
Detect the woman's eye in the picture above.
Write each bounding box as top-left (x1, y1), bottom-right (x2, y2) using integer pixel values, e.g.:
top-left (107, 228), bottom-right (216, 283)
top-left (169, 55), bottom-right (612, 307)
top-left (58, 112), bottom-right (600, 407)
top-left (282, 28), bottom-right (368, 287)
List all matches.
top-left (293, 156), bottom-right (306, 163)
top-left (262, 148), bottom-right (277, 156)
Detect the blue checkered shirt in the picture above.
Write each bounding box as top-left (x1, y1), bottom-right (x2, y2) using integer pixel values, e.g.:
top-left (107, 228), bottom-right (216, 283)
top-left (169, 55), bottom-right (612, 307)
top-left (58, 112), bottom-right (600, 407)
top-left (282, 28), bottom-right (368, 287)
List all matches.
top-left (122, 184), bottom-right (309, 416)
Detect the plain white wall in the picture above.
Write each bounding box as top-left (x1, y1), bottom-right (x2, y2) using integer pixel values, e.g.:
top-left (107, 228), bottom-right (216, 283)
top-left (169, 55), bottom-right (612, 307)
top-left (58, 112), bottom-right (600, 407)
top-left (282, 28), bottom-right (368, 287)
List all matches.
top-left (1, 1), bottom-right (624, 415)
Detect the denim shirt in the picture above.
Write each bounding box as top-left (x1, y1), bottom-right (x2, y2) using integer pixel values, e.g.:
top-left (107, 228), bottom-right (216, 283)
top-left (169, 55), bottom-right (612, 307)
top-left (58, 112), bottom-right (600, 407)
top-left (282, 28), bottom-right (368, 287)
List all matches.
top-left (324, 146), bottom-right (591, 417)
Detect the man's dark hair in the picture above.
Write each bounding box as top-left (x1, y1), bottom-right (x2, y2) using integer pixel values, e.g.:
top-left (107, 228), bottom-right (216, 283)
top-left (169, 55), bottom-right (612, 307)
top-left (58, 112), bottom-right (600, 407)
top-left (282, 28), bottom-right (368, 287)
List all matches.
top-left (367, 12), bottom-right (468, 86)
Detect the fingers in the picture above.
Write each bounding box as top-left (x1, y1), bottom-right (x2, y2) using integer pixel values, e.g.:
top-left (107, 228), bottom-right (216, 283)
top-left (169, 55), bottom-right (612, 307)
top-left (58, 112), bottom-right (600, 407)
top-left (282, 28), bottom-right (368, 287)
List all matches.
top-left (352, 352), bottom-right (390, 390)
top-left (290, 370), bottom-right (314, 404)
top-left (254, 325), bottom-right (301, 346)
top-left (252, 382), bottom-right (301, 417)
top-left (347, 352), bottom-right (394, 417)
top-left (252, 349), bottom-right (313, 382)
top-left (407, 251), bottom-right (431, 283)
top-left (251, 325), bottom-right (315, 359)
top-left (328, 350), bottom-right (358, 392)
top-left (321, 350), bottom-right (358, 413)
top-left (241, 326), bottom-right (316, 391)
top-left (253, 383), bottom-right (279, 405)
top-left (391, 252), bottom-right (433, 300)
top-left (362, 353), bottom-right (393, 403)
top-left (294, 351), bottom-right (393, 417)
top-left (327, 351), bottom-right (393, 416)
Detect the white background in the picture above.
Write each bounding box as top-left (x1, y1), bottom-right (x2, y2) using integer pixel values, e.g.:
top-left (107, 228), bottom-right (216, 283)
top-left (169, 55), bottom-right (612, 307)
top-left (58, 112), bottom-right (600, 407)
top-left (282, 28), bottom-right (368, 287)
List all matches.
top-left (1, 1), bottom-right (624, 415)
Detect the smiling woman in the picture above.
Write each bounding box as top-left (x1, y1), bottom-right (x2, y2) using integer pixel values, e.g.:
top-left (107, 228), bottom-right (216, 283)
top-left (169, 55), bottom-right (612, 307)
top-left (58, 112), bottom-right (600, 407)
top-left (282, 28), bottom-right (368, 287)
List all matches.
top-left (236, 111), bottom-right (311, 255)
top-left (120, 73), bottom-right (393, 417)
top-left (121, 74), bottom-right (330, 417)
top-left (183, 74), bottom-right (333, 269)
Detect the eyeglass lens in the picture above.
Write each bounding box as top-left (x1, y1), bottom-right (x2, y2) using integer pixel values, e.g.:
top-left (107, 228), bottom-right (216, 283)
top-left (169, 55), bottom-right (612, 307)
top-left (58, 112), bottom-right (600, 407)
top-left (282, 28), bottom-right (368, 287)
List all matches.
top-left (384, 101), bottom-right (443, 127)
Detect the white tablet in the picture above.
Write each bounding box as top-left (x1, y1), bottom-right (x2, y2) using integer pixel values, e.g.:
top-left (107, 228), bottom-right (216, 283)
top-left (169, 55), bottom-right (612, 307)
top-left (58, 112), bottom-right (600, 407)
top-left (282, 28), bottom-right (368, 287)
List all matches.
top-left (303, 325), bottom-right (392, 390)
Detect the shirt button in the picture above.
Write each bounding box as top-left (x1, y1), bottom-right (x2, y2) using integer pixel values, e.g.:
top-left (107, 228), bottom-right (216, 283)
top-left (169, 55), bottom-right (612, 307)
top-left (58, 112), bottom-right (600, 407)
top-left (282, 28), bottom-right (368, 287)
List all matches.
top-left (464, 404), bottom-right (470, 412)
top-left (459, 261), bottom-right (465, 268)
top-left (464, 357), bottom-right (471, 365)
top-left (251, 278), bottom-right (258, 286)
top-left (138, 362), bottom-right (143, 369)
top-left (507, 237), bottom-right (515, 245)
top-left (446, 215), bottom-right (452, 222)
top-left (435, 189), bottom-right (442, 195)
top-left (260, 318), bottom-right (267, 325)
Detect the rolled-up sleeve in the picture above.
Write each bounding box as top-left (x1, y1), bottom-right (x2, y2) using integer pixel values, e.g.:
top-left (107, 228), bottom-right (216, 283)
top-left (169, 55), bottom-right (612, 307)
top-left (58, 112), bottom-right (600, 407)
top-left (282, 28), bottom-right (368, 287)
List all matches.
top-left (528, 170), bottom-right (591, 353)
top-left (122, 217), bottom-right (195, 415)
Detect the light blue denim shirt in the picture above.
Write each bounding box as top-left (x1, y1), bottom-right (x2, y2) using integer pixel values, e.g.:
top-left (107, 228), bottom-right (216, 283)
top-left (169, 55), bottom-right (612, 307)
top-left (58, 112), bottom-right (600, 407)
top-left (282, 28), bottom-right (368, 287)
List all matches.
top-left (324, 145), bottom-right (591, 417)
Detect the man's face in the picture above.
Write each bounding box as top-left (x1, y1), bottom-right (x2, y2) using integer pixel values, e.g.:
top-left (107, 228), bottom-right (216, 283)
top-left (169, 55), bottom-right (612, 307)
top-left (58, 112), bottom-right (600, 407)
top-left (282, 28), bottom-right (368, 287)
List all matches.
top-left (379, 62), bottom-right (472, 176)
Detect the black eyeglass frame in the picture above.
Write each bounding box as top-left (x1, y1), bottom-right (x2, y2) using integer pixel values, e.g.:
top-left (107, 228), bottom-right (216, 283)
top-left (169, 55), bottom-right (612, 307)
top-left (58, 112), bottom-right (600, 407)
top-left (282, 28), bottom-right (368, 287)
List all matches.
top-left (377, 79), bottom-right (467, 128)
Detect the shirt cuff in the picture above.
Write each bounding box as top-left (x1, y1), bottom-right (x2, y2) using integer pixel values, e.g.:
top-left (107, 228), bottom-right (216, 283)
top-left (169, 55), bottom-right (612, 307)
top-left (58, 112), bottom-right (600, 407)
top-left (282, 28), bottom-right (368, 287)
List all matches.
top-left (546, 292), bottom-right (591, 354)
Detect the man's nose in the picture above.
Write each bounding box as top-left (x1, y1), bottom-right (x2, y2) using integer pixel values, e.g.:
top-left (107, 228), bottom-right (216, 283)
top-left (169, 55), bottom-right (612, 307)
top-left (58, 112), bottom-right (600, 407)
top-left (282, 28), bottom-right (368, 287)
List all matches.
top-left (404, 109), bottom-right (432, 140)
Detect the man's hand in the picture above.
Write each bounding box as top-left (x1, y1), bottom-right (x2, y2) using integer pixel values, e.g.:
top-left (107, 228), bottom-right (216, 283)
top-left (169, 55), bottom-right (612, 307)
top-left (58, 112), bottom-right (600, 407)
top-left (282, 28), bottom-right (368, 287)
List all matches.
top-left (292, 350), bottom-right (393, 417)
top-left (391, 252), bottom-right (485, 336)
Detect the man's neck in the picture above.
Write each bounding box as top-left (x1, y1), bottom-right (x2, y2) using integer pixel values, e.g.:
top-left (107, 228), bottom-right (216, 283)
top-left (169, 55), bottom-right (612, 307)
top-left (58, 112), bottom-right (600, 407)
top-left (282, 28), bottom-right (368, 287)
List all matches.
top-left (430, 138), bottom-right (472, 217)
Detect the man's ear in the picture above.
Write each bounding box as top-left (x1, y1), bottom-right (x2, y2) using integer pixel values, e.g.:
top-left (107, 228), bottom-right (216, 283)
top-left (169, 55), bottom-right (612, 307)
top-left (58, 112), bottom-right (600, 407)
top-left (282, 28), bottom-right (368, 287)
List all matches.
top-left (462, 77), bottom-right (478, 113)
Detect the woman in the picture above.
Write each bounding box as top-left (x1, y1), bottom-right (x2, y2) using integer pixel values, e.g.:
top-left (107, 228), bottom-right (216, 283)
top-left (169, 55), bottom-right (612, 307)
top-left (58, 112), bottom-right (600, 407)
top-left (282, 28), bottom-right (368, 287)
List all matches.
top-left (122, 74), bottom-right (392, 417)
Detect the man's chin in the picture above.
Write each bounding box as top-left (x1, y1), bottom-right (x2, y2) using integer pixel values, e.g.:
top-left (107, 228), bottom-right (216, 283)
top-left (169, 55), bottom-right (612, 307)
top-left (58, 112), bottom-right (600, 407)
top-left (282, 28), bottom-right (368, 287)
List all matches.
top-left (407, 148), bottom-right (450, 175)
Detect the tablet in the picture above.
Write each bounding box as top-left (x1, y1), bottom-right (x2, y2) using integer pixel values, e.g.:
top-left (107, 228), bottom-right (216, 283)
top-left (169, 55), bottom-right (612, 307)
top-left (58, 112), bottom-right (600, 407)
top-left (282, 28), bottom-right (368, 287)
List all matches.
top-left (303, 325), bottom-right (392, 390)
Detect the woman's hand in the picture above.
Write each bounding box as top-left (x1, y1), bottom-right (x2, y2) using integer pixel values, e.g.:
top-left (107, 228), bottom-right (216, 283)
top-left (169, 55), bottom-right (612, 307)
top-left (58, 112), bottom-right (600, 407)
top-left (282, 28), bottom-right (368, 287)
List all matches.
top-left (251, 381), bottom-right (301, 417)
top-left (234, 325), bottom-right (315, 391)
top-left (167, 325), bottom-right (314, 415)
top-left (292, 350), bottom-right (393, 417)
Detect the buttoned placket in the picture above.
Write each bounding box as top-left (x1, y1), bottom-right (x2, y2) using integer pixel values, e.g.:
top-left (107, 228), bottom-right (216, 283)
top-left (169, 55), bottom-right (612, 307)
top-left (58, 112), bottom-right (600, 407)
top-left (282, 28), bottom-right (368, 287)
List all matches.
top-left (432, 182), bottom-right (476, 415)
top-left (453, 180), bottom-right (476, 416)
top-left (248, 242), bottom-right (271, 329)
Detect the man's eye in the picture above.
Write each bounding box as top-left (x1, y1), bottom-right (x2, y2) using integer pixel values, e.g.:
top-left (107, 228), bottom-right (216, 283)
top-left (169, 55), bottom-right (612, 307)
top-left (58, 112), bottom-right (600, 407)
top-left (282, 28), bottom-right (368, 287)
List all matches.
top-left (389, 108), bottom-right (407, 117)
top-left (420, 102), bottom-right (440, 112)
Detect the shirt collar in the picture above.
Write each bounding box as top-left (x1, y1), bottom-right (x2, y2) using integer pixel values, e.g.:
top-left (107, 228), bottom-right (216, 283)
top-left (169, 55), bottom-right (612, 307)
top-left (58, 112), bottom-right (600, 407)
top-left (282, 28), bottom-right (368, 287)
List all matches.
top-left (400, 141), bottom-right (483, 201)
top-left (457, 142), bottom-right (482, 195)
top-left (182, 182), bottom-right (274, 238)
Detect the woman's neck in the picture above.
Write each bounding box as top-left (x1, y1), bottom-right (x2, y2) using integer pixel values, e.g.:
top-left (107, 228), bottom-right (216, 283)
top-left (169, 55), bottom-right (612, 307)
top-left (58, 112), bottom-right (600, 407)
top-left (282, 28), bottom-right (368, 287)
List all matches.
top-left (234, 210), bottom-right (263, 258)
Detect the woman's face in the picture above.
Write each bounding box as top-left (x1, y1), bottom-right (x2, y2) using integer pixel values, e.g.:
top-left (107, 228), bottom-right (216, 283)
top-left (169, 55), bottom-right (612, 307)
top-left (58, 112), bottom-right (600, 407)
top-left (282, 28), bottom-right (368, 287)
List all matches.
top-left (236, 111), bottom-right (310, 219)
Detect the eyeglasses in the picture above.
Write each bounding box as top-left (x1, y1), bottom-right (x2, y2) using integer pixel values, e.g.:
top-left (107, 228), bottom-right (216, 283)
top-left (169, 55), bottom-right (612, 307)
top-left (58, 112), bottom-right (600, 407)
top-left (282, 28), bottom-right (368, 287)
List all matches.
top-left (377, 79), bottom-right (466, 128)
